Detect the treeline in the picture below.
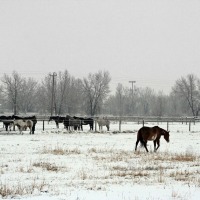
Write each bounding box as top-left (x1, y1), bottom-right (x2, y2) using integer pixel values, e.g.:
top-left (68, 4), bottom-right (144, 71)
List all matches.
top-left (0, 71), bottom-right (199, 117)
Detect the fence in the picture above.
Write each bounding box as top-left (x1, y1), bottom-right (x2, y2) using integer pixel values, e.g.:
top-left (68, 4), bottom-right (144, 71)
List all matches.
top-left (1, 115), bottom-right (199, 132)
top-left (35, 116), bottom-right (199, 132)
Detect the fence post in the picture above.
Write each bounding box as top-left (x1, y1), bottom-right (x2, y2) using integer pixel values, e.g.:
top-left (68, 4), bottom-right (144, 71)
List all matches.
top-left (95, 120), bottom-right (97, 132)
top-left (189, 121), bottom-right (191, 132)
top-left (142, 120), bottom-right (144, 127)
top-left (119, 118), bottom-right (121, 132)
top-left (167, 121), bottom-right (169, 131)
top-left (43, 120), bottom-right (44, 131)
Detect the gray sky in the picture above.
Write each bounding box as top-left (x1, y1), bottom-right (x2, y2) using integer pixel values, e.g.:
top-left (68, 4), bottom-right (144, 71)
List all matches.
top-left (1, 0), bottom-right (200, 94)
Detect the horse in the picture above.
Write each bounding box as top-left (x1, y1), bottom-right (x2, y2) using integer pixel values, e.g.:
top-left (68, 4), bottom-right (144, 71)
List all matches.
top-left (135, 126), bottom-right (170, 152)
top-left (96, 117), bottom-right (110, 131)
top-left (73, 116), bottom-right (94, 131)
top-left (82, 117), bottom-right (94, 131)
top-left (13, 119), bottom-right (33, 134)
top-left (64, 115), bottom-right (81, 131)
top-left (12, 115), bottom-right (37, 134)
top-left (0, 115), bottom-right (13, 131)
top-left (48, 116), bottom-right (65, 128)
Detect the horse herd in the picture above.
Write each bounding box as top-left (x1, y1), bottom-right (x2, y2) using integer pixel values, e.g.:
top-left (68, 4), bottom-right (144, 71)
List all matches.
top-left (0, 115), bottom-right (110, 134)
top-left (0, 115), bottom-right (37, 134)
top-left (48, 115), bottom-right (110, 131)
top-left (0, 115), bottom-right (170, 153)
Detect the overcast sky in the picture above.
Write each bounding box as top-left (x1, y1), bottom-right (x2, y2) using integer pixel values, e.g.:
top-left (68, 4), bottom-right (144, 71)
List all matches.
top-left (0, 0), bottom-right (200, 94)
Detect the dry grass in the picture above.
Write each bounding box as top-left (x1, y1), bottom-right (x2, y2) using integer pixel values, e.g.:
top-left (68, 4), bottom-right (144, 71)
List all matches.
top-left (33, 162), bottom-right (59, 172)
top-left (0, 178), bottom-right (47, 198)
top-left (170, 153), bottom-right (197, 162)
top-left (1, 134), bottom-right (200, 198)
top-left (41, 146), bottom-right (81, 155)
top-left (140, 152), bottom-right (200, 162)
top-left (110, 170), bottom-right (149, 178)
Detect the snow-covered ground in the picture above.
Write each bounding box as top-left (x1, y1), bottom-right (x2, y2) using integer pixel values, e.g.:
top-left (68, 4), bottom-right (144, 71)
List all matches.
top-left (0, 121), bottom-right (200, 200)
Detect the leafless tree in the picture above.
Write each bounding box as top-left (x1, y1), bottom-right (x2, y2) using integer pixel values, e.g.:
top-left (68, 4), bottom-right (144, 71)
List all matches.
top-left (0, 85), bottom-right (4, 113)
top-left (19, 78), bottom-right (38, 113)
top-left (115, 83), bottom-right (126, 116)
top-left (151, 91), bottom-right (167, 117)
top-left (1, 71), bottom-right (24, 114)
top-left (138, 87), bottom-right (155, 115)
top-left (67, 78), bottom-right (84, 115)
top-left (56, 70), bottom-right (71, 115)
top-left (36, 75), bottom-right (52, 114)
top-left (82, 71), bottom-right (111, 116)
top-left (172, 74), bottom-right (200, 116)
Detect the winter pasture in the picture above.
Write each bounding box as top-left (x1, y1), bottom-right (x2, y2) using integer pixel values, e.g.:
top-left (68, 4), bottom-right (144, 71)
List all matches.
top-left (0, 120), bottom-right (200, 200)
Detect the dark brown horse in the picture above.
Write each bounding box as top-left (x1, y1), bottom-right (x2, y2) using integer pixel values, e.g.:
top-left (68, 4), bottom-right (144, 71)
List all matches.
top-left (135, 126), bottom-right (170, 152)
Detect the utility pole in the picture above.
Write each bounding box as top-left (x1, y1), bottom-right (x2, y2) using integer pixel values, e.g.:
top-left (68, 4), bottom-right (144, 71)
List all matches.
top-left (129, 81), bottom-right (136, 115)
top-left (50, 72), bottom-right (57, 116)
top-left (129, 81), bottom-right (136, 95)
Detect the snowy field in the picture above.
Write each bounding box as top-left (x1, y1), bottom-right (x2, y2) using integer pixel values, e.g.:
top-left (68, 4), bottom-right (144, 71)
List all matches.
top-left (0, 121), bottom-right (200, 200)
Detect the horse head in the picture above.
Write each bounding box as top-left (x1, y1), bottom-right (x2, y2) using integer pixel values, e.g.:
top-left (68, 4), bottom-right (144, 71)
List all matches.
top-left (48, 116), bottom-right (53, 123)
top-left (163, 130), bottom-right (170, 142)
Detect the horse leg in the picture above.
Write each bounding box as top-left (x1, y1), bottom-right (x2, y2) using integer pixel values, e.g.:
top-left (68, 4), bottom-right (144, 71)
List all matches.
top-left (91, 124), bottom-right (94, 131)
top-left (5, 124), bottom-right (8, 131)
top-left (156, 140), bottom-right (160, 151)
top-left (135, 139), bottom-right (139, 151)
top-left (106, 125), bottom-right (109, 131)
top-left (30, 126), bottom-right (32, 134)
top-left (20, 127), bottom-right (23, 135)
top-left (144, 141), bottom-right (149, 152)
top-left (9, 123), bottom-right (12, 131)
top-left (154, 140), bottom-right (157, 152)
top-left (32, 125), bottom-right (35, 134)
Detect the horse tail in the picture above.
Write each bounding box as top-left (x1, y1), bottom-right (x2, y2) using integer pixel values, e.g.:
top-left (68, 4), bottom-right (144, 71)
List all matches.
top-left (137, 128), bottom-right (145, 147)
top-left (139, 139), bottom-right (145, 147)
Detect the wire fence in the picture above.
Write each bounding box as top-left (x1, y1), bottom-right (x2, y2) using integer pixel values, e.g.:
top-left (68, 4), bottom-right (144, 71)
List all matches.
top-left (1, 115), bottom-right (200, 133)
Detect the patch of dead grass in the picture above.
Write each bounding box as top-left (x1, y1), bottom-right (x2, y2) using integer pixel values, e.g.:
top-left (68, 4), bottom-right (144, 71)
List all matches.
top-left (41, 146), bottom-right (81, 155)
top-left (33, 162), bottom-right (59, 172)
top-left (0, 178), bottom-right (47, 198)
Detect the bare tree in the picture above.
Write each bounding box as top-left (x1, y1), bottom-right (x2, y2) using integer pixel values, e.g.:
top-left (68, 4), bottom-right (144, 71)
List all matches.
top-left (67, 78), bottom-right (84, 114)
top-left (115, 83), bottom-right (126, 116)
top-left (138, 87), bottom-right (155, 116)
top-left (19, 78), bottom-right (38, 113)
top-left (36, 75), bottom-right (52, 114)
top-left (172, 74), bottom-right (200, 116)
top-left (56, 70), bottom-right (71, 115)
top-left (152, 91), bottom-right (167, 117)
top-left (1, 71), bottom-right (24, 114)
top-left (82, 71), bottom-right (111, 116)
top-left (0, 84), bottom-right (4, 113)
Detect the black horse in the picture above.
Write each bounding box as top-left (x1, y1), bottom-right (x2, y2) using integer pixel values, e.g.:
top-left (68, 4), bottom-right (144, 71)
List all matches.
top-left (48, 116), bottom-right (65, 128)
top-left (64, 115), bottom-right (81, 131)
top-left (0, 115), bottom-right (13, 131)
top-left (73, 116), bottom-right (94, 131)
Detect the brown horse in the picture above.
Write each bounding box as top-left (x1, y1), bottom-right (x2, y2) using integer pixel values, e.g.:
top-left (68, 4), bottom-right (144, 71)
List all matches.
top-left (135, 126), bottom-right (170, 152)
